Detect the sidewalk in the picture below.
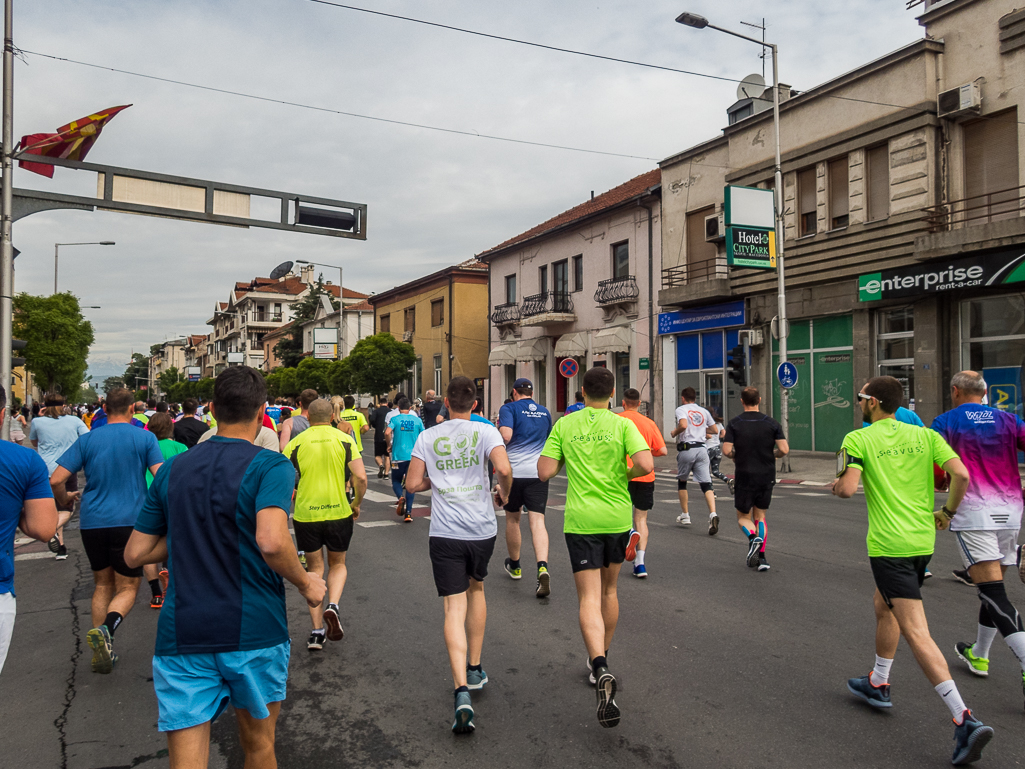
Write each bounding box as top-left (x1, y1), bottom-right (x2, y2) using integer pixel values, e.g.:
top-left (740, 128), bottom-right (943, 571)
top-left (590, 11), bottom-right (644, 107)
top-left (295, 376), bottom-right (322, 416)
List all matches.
top-left (653, 449), bottom-right (838, 486)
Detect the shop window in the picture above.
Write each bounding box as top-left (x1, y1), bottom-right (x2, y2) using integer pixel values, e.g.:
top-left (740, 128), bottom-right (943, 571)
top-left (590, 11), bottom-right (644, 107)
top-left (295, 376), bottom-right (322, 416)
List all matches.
top-left (380, 313), bottom-right (390, 333)
top-left (612, 242), bottom-right (630, 280)
top-left (614, 353), bottom-right (630, 404)
top-left (536, 359), bottom-right (547, 407)
top-left (431, 299), bottom-right (444, 327)
top-left (866, 145), bottom-right (889, 222)
top-left (685, 207), bottom-right (717, 281)
top-left (828, 157), bottom-right (849, 230)
top-left (504, 364), bottom-right (516, 397)
top-left (877, 307), bottom-right (915, 406)
top-left (964, 109), bottom-right (1019, 224)
top-left (962, 294), bottom-right (1025, 370)
top-left (572, 255), bottom-right (583, 292)
top-left (798, 167), bottom-right (817, 236)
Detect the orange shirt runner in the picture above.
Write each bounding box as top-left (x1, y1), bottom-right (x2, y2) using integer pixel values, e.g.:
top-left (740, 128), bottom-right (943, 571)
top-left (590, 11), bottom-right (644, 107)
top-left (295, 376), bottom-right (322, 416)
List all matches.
top-left (619, 409), bottom-right (666, 482)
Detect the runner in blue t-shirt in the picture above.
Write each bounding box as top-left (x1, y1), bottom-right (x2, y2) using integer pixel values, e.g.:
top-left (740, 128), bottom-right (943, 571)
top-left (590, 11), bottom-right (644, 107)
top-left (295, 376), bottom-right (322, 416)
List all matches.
top-left (0, 387), bottom-right (57, 675)
top-left (497, 377), bottom-right (554, 597)
top-left (386, 398), bottom-right (425, 521)
top-left (125, 366), bottom-right (326, 767)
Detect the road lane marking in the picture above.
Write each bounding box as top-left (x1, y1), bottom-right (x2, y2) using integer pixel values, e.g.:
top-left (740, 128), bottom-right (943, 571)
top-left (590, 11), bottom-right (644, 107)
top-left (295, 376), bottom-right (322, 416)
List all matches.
top-left (15, 551), bottom-right (53, 561)
top-left (357, 520), bottom-right (400, 528)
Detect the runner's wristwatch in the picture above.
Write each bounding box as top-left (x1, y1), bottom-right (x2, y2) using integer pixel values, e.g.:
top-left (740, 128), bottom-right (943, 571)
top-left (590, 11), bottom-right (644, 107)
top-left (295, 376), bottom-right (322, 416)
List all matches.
top-left (940, 505), bottom-right (957, 520)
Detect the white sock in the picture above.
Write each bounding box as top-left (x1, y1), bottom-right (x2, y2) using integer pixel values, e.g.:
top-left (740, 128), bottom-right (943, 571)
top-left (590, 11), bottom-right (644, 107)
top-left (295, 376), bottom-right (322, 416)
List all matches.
top-left (870, 655), bottom-right (893, 685)
top-left (635, 549), bottom-right (645, 566)
top-left (1005, 631), bottom-right (1025, 670)
top-left (935, 680), bottom-right (968, 721)
top-left (973, 624), bottom-right (998, 659)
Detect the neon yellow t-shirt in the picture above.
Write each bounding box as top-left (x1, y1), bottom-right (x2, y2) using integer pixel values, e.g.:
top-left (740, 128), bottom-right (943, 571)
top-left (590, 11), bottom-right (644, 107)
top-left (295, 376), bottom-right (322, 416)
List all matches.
top-left (338, 409), bottom-right (368, 453)
top-left (540, 406), bottom-right (649, 535)
top-left (284, 424), bottom-right (358, 523)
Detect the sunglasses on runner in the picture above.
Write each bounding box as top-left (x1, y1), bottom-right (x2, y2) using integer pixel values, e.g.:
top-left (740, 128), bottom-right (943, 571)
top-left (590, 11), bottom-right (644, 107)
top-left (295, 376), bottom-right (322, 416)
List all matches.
top-left (856, 392), bottom-right (875, 402)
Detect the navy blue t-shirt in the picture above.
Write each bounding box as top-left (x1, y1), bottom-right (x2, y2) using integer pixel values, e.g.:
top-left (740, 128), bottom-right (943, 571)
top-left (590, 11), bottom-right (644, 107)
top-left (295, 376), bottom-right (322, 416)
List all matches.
top-left (498, 399), bottom-right (552, 479)
top-left (135, 436), bottom-right (295, 656)
top-left (0, 442), bottom-right (53, 596)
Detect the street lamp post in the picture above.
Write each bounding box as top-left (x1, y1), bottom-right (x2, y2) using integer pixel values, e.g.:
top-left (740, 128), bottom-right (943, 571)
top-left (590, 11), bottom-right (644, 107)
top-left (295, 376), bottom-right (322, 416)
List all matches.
top-left (54, 241), bottom-right (115, 294)
top-left (676, 12), bottom-right (790, 470)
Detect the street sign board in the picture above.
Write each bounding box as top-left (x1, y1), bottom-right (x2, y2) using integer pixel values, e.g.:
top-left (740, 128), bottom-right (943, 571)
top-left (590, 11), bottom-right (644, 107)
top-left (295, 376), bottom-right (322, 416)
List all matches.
top-left (724, 185), bottom-right (775, 229)
top-left (227, 352), bottom-right (244, 364)
top-left (638, 357), bottom-right (650, 370)
top-left (727, 226), bottom-right (776, 269)
top-left (313, 327), bottom-right (339, 360)
top-left (777, 361), bottom-right (799, 389)
top-left (186, 366), bottom-right (201, 382)
top-left (559, 358), bottom-right (579, 378)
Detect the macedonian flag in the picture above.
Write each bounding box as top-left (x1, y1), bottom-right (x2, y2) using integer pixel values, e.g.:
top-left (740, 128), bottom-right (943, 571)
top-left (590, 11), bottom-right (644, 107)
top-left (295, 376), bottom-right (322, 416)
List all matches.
top-left (18, 104), bottom-right (132, 178)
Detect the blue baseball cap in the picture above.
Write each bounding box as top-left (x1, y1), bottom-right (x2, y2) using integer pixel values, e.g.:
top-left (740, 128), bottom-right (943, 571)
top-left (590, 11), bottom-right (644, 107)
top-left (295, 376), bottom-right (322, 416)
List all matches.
top-left (512, 378), bottom-right (533, 390)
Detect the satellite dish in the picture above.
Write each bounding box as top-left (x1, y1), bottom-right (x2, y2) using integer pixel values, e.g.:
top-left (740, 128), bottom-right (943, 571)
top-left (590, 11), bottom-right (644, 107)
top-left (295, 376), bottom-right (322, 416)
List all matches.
top-left (269, 261), bottom-right (294, 280)
top-left (737, 73), bottom-right (766, 101)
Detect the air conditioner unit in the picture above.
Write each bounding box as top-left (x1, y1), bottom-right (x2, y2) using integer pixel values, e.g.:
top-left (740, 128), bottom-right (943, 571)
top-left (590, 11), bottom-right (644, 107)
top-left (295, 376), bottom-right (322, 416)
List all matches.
top-left (937, 82), bottom-right (981, 120)
top-left (704, 212), bottom-right (725, 243)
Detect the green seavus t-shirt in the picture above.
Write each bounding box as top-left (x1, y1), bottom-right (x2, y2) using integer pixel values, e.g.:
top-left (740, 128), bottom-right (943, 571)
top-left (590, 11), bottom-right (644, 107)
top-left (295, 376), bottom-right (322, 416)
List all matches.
top-left (840, 418), bottom-right (958, 558)
top-left (540, 406), bottom-right (649, 535)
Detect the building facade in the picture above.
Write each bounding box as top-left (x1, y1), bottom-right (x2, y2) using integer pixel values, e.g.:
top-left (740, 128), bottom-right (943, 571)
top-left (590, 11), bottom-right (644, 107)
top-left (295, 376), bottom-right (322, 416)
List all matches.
top-left (479, 170), bottom-right (662, 421)
top-left (148, 339), bottom-right (187, 398)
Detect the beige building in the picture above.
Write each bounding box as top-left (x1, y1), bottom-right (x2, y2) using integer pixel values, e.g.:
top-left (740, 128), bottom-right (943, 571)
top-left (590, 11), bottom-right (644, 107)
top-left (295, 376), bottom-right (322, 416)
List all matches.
top-left (369, 259), bottom-right (490, 401)
top-left (148, 339), bottom-right (187, 398)
top-left (657, 0), bottom-right (1025, 452)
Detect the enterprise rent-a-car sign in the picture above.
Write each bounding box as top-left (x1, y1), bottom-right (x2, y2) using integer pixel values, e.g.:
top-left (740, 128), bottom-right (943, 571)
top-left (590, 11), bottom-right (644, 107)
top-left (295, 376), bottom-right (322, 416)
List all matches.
top-left (859, 249), bottom-right (1025, 302)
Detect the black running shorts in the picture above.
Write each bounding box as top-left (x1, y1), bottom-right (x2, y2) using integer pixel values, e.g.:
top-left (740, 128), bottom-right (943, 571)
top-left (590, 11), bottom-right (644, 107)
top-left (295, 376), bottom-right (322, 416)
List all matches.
top-left (870, 555), bottom-right (931, 607)
top-left (429, 536), bottom-right (496, 597)
top-left (374, 437), bottom-right (388, 457)
top-left (61, 473), bottom-right (79, 512)
top-left (503, 477), bottom-right (549, 514)
top-left (565, 531), bottom-right (630, 573)
top-left (293, 517), bottom-right (354, 554)
top-left (80, 526), bottom-right (144, 578)
top-left (734, 484), bottom-right (774, 513)
top-left (628, 480), bottom-right (654, 512)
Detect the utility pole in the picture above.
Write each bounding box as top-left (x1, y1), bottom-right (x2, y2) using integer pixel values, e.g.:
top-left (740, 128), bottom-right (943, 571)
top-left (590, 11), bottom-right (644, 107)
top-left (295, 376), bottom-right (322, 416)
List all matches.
top-left (0, 0), bottom-right (13, 440)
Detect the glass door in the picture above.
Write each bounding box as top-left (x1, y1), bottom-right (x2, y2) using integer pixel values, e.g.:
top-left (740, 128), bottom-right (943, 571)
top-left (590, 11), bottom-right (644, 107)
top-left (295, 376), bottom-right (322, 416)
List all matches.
top-left (704, 372), bottom-right (724, 421)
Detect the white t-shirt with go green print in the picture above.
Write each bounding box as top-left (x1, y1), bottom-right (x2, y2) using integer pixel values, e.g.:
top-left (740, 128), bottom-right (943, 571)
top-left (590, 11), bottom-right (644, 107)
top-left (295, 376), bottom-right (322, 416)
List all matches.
top-left (540, 406), bottom-right (649, 535)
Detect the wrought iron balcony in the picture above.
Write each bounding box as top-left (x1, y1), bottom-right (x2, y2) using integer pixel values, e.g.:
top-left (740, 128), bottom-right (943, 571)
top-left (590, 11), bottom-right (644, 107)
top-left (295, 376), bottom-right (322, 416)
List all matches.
top-left (661, 260), bottom-right (728, 288)
top-left (594, 275), bottom-right (640, 305)
top-left (490, 301), bottom-right (521, 325)
top-left (921, 184), bottom-right (1025, 232)
top-left (521, 291), bottom-right (574, 318)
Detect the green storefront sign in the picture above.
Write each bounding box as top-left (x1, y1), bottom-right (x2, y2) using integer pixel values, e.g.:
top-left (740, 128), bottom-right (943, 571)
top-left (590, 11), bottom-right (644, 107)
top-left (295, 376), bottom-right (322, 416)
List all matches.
top-left (859, 248), bottom-right (1025, 302)
top-left (727, 226), bottom-right (777, 269)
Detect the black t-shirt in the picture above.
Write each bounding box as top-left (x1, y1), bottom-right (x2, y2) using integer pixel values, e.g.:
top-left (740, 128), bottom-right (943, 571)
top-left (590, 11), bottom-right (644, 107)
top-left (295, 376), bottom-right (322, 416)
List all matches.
top-left (372, 406), bottom-right (390, 435)
top-left (723, 411), bottom-right (784, 487)
top-left (421, 400), bottom-right (443, 428)
top-left (173, 416), bottom-right (209, 449)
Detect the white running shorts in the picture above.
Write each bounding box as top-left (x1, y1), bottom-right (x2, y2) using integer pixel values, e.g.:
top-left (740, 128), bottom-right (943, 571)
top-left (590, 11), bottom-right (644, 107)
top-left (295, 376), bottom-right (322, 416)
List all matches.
top-left (953, 529), bottom-right (1020, 568)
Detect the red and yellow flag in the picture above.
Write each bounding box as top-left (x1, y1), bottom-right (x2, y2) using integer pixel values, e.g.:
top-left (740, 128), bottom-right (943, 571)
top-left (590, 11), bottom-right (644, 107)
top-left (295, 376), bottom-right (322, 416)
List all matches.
top-left (18, 104), bottom-right (132, 178)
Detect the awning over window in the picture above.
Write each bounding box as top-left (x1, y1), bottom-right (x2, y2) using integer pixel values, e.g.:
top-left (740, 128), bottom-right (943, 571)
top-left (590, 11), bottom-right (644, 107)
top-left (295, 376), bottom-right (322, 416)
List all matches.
top-left (554, 332), bottom-right (587, 357)
top-left (488, 343), bottom-right (517, 366)
top-left (515, 337), bottom-right (547, 361)
top-left (592, 325), bottom-right (632, 355)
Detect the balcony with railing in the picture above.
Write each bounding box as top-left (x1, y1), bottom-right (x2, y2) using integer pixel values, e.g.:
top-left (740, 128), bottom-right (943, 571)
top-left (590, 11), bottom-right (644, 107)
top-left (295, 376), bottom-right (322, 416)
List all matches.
top-left (922, 185), bottom-right (1025, 232)
top-left (520, 291), bottom-right (575, 326)
top-left (658, 258), bottom-right (731, 308)
top-left (248, 311), bottom-right (285, 327)
top-left (916, 184), bottom-right (1025, 261)
top-left (490, 301), bottom-right (521, 326)
top-left (595, 275), bottom-right (640, 321)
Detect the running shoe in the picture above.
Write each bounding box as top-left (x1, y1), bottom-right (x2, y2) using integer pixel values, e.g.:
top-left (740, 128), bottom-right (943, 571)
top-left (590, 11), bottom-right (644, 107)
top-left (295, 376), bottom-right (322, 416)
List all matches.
top-left (55, 545), bottom-right (68, 561)
top-left (595, 667), bottom-right (620, 728)
top-left (158, 568), bottom-right (169, 595)
top-left (150, 594), bottom-right (164, 609)
top-left (504, 558), bottom-right (522, 580)
top-left (676, 513), bottom-right (691, 526)
top-left (955, 642), bottom-right (989, 677)
top-left (633, 564), bottom-right (647, 579)
top-left (727, 478), bottom-right (735, 495)
top-left (586, 658), bottom-right (596, 686)
top-left (708, 513), bottom-right (719, 536)
top-left (952, 568), bottom-right (974, 587)
top-left (1018, 544), bottom-right (1025, 585)
top-left (951, 711), bottom-right (993, 766)
top-left (307, 632), bottom-right (325, 651)
top-left (395, 497), bottom-right (406, 517)
top-left (452, 690), bottom-right (475, 734)
top-left (86, 626), bottom-right (115, 674)
top-left (624, 530), bottom-right (641, 562)
top-left (746, 536), bottom-right (763, 568)
top-left (323, 605), bottom-right (344, 642)
top-left (846, 674), bottom-right (892, 708)
top-left (466, 667), bottom-right (489, 690)
top-left (923, 569), bottom-right (933, 579)
top-left (47, 535), bottom-right (60, 554)
top-left (536, 566), bottom-right (551, 598)
top-left (757, 555), bottom-right (770, 572)
top-left (403, 513), bottom-right (412, 523)
top-left (298, 551), bottom-right (307, 570)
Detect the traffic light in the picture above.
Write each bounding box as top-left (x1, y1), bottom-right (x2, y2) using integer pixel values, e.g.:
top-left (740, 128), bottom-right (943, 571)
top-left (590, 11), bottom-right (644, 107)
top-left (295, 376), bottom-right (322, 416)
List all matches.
top-left (728, 345), bottom-right (746, 386)
top-left (11, 338), bottom-right (25, 368)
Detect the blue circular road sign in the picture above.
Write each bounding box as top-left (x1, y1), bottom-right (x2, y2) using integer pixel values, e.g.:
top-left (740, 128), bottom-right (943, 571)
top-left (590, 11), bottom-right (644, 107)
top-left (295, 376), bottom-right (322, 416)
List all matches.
top-left (777, 361), bottom-right (799, 389)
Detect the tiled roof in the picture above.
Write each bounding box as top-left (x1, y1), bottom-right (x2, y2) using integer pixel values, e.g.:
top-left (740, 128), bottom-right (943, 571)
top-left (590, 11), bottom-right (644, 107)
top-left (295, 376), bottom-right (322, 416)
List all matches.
top-left (262, 320), bottom-right (295, 340)
top-left (476, 169), bottom-right (660, 259)
top-left (455, 257), bottom-right (488, 271)
top-left (345, 300), bottom-right (374, 312)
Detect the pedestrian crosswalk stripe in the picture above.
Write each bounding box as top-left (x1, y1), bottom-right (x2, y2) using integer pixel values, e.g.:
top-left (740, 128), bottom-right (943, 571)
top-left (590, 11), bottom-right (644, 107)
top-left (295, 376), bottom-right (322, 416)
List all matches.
top-left (356, 520), bottom-right (400, 528)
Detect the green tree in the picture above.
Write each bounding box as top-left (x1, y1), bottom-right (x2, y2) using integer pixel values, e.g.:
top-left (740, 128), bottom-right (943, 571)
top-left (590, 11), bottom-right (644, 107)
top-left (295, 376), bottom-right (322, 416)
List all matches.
top-left (196, 377), bottom-right (216, 401)
top-left (328, 357), bottom-right (354, 396)
top-left (72, 385), bottom-right (99, 404)
top-left (13, 292), bottom-right (94, 394)
top-left (158, 366), bottom-right (181, 393)
top-left (273, 276), bottom-right (337, 369)
top-left (295, 357), bottom-right (333, 395)
top-left (265, 367), bottom-right (299, 399)
top-left (101, 376), bottom-right (124, 395)
top-left (342, 333), bottom-right (416, 397)
top-left (122, 353), bottom-right (149, 390)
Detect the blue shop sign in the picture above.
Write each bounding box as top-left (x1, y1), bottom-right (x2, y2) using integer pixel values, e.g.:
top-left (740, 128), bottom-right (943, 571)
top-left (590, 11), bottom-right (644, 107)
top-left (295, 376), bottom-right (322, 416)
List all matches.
top-left (658, 300), bottom-right (745, 335)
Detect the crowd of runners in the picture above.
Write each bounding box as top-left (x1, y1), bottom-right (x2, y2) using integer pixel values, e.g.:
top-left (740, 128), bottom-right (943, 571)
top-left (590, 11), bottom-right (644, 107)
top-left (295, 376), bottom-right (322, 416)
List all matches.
top-left (1, 365), bottom-right (1024, 765)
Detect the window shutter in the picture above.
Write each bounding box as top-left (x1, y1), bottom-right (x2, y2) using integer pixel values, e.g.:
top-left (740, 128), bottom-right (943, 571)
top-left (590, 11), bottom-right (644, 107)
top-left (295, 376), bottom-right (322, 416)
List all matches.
top-left (829, 158), bottom-right (849, 227)
top-left (867, 145), bottom-right (889, 221)
top-left (685, 207), bottom-right (716, 280)
top-left (964, 110), bottom-right (1020, 222)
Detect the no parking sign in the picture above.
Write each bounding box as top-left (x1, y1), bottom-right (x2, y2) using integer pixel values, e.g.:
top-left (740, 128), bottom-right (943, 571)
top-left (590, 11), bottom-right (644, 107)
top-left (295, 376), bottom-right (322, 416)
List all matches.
top-left (559, 358), bottom-right (579, 378)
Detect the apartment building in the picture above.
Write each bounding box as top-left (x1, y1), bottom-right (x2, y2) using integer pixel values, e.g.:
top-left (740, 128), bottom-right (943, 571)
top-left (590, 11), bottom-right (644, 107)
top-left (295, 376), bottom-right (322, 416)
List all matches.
top-left (478, 170), bottom-right (661, 419)
top-left (183, 334), bottom-right (210, 380)
top-left (148, 339), bottom-right (187, 398)
top-left (656, 0), bottom-right (1025, 452)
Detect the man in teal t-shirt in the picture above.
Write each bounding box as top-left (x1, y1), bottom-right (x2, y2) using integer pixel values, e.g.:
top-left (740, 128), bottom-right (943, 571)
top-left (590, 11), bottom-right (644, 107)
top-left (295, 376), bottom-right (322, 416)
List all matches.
top-left (832, 376), bottom-right (994, 765)
top-left (386, 397), bottom-right (425, 521)
top-left (538, 366), bottom-right (651, 731)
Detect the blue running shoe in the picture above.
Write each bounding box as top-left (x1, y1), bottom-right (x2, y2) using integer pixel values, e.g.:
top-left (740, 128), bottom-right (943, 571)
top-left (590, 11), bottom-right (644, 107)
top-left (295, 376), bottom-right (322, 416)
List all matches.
top-left (633, 564), bottom-right (647, 579)
top-left (951, 710), bottom-right (993, 766)
top-left (466, 667), bottom-right (488, 690)
top-left (846, 674), bottom-right (892, 708)
top-left (87, 625), bottom-right (114, 674)
top-left (452, 690), bottom-right (475, 734)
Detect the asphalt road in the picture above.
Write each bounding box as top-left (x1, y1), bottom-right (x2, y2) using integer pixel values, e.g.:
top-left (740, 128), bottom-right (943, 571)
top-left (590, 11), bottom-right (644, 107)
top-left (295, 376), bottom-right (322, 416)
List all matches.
top-left (2, 456), bottom-right (1024, 769)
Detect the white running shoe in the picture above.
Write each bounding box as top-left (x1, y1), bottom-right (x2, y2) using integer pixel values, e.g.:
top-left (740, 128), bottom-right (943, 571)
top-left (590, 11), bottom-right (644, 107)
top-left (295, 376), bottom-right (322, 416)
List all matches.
top-left (676, 513), bottom-right (692, 526)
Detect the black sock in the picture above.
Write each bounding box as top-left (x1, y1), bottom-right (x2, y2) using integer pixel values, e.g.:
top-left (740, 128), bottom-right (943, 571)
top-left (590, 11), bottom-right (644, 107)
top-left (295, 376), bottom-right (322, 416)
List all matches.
top-left (468, 663), bottom-right (482, 672)
top-left (592, 655), bottom-right (607, 675)
top-left (148, 579), bottom-right (162, 598)
top-left (510, 558), bottom-right (520, 569)
top-left (537, 560), bottom-right (548, 570)
top-left (103, 612), bottom-right (123, 637)
top-left (454, 685), bottom-right (469, 696)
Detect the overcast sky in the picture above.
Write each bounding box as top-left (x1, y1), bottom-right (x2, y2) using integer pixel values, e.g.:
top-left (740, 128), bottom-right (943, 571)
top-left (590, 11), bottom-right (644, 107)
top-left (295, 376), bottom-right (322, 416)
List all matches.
top-left (10, 0), bottom-right (923, 375)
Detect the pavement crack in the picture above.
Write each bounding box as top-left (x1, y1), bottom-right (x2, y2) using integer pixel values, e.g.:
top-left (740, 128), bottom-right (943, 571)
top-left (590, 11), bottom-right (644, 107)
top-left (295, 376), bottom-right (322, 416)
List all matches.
top-left (53, 549), bottom-right (87, 769)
